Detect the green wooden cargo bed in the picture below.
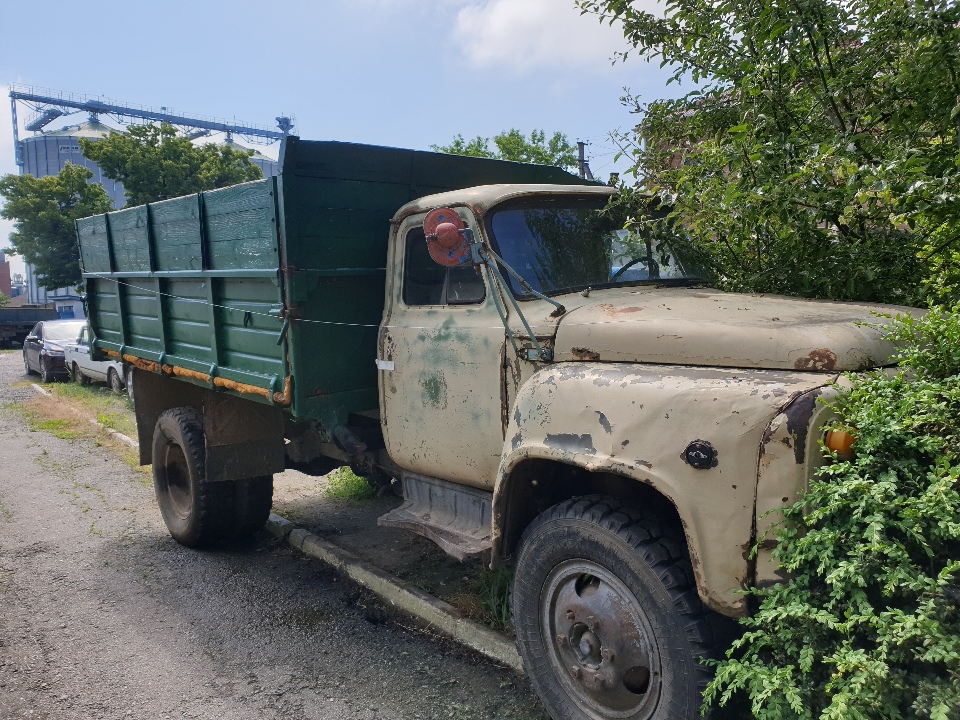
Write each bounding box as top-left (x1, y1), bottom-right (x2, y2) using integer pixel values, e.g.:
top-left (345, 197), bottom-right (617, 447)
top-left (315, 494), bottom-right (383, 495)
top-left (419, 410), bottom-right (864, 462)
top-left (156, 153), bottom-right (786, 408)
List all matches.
top-left (77, 137), bottom-right (583, 428)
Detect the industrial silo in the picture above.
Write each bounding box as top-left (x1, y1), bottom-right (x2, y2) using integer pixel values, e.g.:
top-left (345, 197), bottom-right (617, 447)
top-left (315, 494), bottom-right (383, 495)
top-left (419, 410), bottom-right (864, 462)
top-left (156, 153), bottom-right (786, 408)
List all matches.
top-left (220, 137), bottom-right (278, 177)
top-left (19, 116), bottom-right (127, 208)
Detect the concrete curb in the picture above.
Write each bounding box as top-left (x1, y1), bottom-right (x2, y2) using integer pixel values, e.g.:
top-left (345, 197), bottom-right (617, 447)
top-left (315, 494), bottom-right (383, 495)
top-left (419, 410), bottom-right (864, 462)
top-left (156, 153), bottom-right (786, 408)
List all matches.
top-left (264, 514), bottom-right (524, 673)
top-left (30, 383), bottom-right (139, 448)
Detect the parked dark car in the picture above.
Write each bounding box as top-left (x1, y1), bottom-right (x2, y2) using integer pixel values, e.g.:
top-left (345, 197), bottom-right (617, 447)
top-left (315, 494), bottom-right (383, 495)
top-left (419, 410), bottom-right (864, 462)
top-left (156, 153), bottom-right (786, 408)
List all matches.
top-left (22, 319), bottom-right (86, 383)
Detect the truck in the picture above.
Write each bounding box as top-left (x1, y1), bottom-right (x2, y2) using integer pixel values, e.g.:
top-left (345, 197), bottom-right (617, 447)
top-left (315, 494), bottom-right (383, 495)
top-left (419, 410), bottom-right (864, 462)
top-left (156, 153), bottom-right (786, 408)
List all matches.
top-left (77, 137), bottom-right (906, 720)
top-left (0, 305), bottom-right (59, 349)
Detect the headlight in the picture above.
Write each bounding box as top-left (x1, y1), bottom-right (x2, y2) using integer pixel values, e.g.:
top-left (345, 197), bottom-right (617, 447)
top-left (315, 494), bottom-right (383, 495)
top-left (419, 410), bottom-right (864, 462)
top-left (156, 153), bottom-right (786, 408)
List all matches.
top-left (824, 428), bottom-right (856, 460)
top-left (44, 345), bottom-right (65, 357)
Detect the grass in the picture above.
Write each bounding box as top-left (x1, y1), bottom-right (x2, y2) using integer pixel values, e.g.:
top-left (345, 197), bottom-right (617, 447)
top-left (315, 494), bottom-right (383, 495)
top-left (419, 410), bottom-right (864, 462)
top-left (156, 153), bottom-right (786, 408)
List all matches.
top-left (4, 387), bottom-right (146, 475)
top-left (323, 467), bottom-right (376, 500)
top-left (446, 566), bottom-right (514, 631)
top-left (48, 381), bottom-right (136, 438)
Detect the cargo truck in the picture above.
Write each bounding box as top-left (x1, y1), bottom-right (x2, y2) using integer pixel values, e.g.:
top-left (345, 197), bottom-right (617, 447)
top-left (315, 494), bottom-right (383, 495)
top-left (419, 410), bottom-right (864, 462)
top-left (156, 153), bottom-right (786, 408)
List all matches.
top-left (77, 137), bottom-right (907, 720)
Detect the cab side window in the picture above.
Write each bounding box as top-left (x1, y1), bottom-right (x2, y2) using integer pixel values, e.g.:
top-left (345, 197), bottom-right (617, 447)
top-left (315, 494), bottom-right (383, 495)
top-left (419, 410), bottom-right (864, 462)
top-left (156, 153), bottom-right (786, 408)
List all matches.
top-left (402, 226), bottom-right (485, 306)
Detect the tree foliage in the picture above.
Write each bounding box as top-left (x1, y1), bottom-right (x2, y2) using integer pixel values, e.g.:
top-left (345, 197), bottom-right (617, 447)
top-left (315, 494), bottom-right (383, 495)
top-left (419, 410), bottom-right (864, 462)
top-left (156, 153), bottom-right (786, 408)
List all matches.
top-left (0, 292), bottom-right (8, 308)
top-left (0, 164), bottom-right (113, 289)
top-left (578, 0), bottom-right (960, 305)
top-left (704, 308), bottom-right (960, 719)
top-left (432, 129), bottom-right (579, 171)
top-left (80, 123), bottom-right (263, 206)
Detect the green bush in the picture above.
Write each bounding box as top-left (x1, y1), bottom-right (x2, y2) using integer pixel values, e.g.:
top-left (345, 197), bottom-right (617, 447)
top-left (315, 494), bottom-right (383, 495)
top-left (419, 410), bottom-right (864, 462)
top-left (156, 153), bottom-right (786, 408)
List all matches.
top-left (323, 467), bottom-right (375, 500)
top-left (705, 308), bottom-right (960, 719)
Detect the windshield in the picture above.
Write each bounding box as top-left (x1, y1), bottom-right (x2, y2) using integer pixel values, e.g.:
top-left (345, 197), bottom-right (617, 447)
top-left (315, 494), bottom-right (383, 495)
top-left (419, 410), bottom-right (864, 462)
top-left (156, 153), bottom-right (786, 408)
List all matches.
top-left (44, 322), bottom-right (84, 343)
top-left (486, 196), bottom-right (707, 297)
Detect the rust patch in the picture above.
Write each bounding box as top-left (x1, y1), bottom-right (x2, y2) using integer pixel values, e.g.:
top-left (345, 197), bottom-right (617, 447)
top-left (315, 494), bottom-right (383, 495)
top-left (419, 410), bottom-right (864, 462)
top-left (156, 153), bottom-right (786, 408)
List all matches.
top-left (272, 376), bottom-right (293, 406)
top-left (597, 303), bottom-right (645, 317)
top-left (122, 354), bottom-right (159, 374)
top-left (571, 347), bottom-right (601, 361)
top-left (794, 348), bottom-right (838, 371)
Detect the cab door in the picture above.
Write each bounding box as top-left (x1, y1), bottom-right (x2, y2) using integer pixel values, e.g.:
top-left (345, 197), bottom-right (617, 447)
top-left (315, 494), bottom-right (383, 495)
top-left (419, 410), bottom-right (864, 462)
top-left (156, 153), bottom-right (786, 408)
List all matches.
top-left (379, 213), bottom-right (507, 490)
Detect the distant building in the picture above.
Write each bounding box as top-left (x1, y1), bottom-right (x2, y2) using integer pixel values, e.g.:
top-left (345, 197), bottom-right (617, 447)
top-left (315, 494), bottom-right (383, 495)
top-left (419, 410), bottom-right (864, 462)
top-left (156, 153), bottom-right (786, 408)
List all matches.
top-left (11, 272), bottom-right (25, 298)
top-left (0, 252), bottom-right (11, 299)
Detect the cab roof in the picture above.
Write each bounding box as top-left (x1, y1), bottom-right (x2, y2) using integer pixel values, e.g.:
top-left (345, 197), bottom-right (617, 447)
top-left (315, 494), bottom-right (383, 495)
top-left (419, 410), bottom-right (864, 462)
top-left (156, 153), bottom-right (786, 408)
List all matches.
top-left (392, 183), bottom-right (618, 223)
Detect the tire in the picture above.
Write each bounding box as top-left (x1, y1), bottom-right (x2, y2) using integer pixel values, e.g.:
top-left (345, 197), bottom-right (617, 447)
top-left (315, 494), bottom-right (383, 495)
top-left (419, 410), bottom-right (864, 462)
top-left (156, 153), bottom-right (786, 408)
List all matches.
top-left (512, 495), bottom-right (720, 720)
top-left (73, 363), bottom-right (91, 386)
top-left (125, 365), bottom-right (135, 405)
top-left (152, 407), bottom-right (234, 548)
top-left (40, 357), bottom-right (55, 384)
top-left (23, 354), bottom-right (34, 376)
top-left (233, 475), bottom-right (274, 538)
top-left (108, 367), bottom-right (123, 394)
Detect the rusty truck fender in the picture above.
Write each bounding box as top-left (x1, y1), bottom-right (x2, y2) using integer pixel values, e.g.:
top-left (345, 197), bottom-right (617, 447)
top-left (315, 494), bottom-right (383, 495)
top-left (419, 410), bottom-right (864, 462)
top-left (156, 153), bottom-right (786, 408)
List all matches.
top-left (491, 362), bottom-right (832, 617)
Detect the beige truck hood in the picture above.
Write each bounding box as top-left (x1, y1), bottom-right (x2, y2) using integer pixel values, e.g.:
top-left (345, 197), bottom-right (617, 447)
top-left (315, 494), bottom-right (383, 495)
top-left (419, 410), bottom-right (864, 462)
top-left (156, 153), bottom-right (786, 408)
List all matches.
top-left (551, 287), bottom-right (912, 372)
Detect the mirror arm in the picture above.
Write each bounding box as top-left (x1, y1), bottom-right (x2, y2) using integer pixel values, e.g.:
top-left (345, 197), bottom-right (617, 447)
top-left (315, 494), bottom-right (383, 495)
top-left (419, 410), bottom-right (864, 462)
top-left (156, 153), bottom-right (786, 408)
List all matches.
top-left (466, 232), bottom-right (554, 363)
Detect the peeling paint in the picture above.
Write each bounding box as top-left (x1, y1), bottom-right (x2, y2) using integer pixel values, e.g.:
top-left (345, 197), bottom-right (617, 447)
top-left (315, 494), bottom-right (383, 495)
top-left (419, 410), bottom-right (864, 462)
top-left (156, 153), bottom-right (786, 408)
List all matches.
top-left (544, 433), bottom-right (596, 454)
top-left (421, 371), bottom-right (447, 410)
top-left (784, 389), bottom-right (821, 464)
top-left (595, 411), bottom-right (612, 434)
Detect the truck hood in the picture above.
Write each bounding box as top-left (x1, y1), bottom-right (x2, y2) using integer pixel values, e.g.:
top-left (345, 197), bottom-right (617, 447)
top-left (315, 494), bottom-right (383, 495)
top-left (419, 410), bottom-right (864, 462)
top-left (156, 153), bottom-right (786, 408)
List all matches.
top-left (551, 287), bottom-right (913, 372)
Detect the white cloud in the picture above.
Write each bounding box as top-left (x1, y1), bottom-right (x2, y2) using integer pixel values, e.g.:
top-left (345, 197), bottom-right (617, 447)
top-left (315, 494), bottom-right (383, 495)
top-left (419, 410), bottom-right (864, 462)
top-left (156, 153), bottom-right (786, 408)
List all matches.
top-left (453, 0), bottom-right (636, 74)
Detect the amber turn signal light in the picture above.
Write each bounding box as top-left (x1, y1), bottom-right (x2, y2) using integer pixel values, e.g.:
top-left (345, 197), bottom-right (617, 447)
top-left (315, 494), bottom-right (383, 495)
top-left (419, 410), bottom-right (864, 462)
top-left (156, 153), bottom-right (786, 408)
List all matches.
top-left (825, 429), bottom-right (856, 459)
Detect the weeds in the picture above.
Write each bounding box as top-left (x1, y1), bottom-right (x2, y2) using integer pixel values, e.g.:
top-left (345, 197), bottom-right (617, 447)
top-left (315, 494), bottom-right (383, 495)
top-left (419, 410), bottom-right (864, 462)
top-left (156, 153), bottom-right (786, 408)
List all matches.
top-left (324, 467), bottom-right (375, 500)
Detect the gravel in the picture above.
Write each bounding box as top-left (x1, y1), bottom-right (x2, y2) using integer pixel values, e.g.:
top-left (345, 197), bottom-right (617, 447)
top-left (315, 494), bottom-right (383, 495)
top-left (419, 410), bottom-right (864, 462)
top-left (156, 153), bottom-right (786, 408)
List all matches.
top-left (0, 350), bottom-right (548, 720)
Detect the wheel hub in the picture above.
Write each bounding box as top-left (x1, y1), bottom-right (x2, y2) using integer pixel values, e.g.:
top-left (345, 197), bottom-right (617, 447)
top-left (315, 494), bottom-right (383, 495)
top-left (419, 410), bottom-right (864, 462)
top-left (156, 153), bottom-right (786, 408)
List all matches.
top-left (543, 561), bottom-right (661, 718)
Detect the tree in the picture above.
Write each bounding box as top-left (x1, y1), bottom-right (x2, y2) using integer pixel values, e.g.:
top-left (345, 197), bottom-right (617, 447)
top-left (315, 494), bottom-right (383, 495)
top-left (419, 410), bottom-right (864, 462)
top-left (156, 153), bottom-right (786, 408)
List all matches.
top-left (432, 129), bottom-right (579, 172)
top-left (578, 0), bottom-right (960, 306)
top-left (0, 292), bottom-right (8, 308)
top-left (80, 123), bottom-right (263, 206)
top-left (0, 164), bottom-right (113, 289)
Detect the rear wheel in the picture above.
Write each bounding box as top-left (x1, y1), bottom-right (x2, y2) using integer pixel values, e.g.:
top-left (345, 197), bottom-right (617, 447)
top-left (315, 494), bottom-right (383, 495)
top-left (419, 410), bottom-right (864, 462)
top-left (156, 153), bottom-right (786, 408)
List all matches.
top-left (108, 367), bottom-right (123, 394)
top-left (152, 407), bottom-right (233, 547)
top-left (512, 495), bottom-right (720, 720)
top-left (233, 475), bottom-right (274, 538)
top-left (72, 363), bottom-right (91, 386)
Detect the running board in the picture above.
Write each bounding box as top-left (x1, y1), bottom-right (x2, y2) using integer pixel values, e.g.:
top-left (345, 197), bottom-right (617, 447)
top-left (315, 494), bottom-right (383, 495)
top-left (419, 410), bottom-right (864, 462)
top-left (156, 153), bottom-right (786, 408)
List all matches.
top-left (377, 472), bottom-right (492, 561)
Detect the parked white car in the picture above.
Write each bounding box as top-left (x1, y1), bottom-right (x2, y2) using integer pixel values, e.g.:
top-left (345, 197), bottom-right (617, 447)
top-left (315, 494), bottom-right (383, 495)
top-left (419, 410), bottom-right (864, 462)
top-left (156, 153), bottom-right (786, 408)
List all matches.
top-left (63, 324), bottom-right (126, 394)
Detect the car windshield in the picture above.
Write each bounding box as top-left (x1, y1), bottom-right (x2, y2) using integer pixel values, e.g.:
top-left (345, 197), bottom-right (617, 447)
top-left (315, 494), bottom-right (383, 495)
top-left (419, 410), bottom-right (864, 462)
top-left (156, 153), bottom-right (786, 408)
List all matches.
top-left (486, 196), bottom-right (707, 297)
top-left (44, 322), bottom-right (84, 343)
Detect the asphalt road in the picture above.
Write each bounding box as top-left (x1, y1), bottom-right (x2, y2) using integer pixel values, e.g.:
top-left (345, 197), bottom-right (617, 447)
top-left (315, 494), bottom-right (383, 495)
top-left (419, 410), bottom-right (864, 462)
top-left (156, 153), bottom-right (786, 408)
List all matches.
top-left (0, 351), bottom-right (547, 720)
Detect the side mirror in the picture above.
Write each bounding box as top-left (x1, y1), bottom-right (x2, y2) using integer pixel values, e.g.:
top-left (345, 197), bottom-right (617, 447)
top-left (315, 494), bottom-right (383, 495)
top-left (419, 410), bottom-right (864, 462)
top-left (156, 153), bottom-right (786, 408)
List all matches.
top-left (25, 335), bottom-right (38, 342)
top-left (424, 207), bottom-right (472, 267)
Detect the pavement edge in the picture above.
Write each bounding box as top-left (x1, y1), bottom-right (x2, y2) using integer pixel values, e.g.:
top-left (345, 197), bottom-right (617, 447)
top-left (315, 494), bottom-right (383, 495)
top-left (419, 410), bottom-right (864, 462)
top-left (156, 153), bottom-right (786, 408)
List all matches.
top-left (265, 514), bottom-right (524, 673)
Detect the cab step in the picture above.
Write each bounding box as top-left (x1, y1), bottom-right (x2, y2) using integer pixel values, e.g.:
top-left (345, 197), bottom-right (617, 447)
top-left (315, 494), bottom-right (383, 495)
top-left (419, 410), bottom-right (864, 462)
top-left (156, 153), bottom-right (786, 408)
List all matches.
top-left (377, 472), bottom-right (492, 561)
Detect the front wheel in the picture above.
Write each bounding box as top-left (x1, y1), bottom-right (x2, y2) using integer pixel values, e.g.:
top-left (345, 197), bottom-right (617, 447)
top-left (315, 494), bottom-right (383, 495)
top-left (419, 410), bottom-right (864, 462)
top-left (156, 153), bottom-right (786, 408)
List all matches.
top-left (152, 407), bottom-right (233, 547)
top-left (512, 496), bottom-right (720, 720)
top-left (39, 358), bottom-right (55, 384)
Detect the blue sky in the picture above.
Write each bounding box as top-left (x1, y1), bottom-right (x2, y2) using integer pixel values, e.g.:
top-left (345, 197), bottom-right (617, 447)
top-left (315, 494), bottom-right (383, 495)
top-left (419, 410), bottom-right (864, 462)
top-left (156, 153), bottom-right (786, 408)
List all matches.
top-left (1, 0), bottom-right (674, 278)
